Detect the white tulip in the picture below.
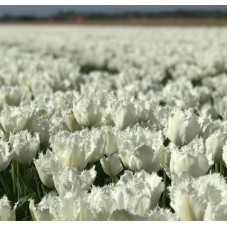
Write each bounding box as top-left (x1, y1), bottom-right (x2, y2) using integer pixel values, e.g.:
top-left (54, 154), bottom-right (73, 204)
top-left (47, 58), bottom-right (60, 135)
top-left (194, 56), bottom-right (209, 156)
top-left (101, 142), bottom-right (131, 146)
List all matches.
top-left (88, 185), bottom-right (116, 221)
top-left (198, 117), bottom-right (221, 141)
top-left (200, 104), bottom-right (218, 119)
top-left (101, 126), bottom-right (118, 155)
top-left (204, 201), bottom-right (227, 221)
top-left (34, 150), bottom-right (61, 188)
top-left (170, 172), bottom-right (227, 221)
top-left (29, 192), bottom-right (59, 221)
top-left (112, 99), bottom-right (137, 129)
top-left (169, 183), bottom-right (206, 221)
top-left (118, 126), bottom-right (167, 172)
top-left (0, 106), bottom-right (31, 139)
top-left (51, 130), bottom-right (93, 170)
top-left (9, 130), bottom-right (40, 164)
top-left (0, 195), bottom-right (17, 221)
top-left (73, 92), bottom-right (114, 127)
top-left (87, 128), bottom-right (106, 163)
top-left (27, 117), bottom-right (50, 146)
top-left (166, 109), bottom-right (200, 147)
top-left (169, 139), bottom-right (213, 178)
top-left (205, 130), bottom-right (227, 162)
top-left (146, 208), bottom-right (178, 221)
top-left (0, 140), bottom-right (13, 172)
top-left (61, 109), bottom-right (81, 132)
top-left (57, 192), bottom-right (96, 221)
top-left (100, 154), bottom-right (123, 177)
top-left (0, 86), bottom-right (31, 110)
top-left (53, 166), bottom-right (96, 196)
top-left (115, 170), bottom-right (164, 214)
top-left (191, 173), bottom-right (227, 205)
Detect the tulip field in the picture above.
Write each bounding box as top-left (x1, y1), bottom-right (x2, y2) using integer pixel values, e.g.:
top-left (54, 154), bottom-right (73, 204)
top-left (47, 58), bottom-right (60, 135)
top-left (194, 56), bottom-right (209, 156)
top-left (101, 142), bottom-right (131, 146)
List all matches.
top-left (1, 25), bottom-right (227, 221)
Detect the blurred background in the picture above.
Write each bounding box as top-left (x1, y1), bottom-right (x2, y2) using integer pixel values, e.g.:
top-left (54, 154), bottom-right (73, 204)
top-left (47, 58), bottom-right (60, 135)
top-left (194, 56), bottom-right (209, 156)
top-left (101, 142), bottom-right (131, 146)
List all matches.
top-left (1, 5), bottom-right (227, 26)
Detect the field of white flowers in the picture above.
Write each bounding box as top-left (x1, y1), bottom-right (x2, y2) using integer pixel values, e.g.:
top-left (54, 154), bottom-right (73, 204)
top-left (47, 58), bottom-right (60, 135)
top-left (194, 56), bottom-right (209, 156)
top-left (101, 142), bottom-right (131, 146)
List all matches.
top-left (0, 25), bottom-right (227, 221)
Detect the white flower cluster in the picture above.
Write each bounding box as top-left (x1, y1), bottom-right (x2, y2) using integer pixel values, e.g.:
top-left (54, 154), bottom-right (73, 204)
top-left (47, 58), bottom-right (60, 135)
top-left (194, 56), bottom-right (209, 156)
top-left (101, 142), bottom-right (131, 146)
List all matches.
top-left (1, 26), bottom-right (227, 221)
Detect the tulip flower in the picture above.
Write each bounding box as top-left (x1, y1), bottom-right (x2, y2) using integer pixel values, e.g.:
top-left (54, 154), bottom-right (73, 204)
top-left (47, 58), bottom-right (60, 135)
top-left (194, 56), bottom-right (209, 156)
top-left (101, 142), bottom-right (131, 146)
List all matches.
top-left (169, 183), bottom-right (206, 221)
top-left (204, 201), bottom-right (227, 221)
top-left (0, 106), bottom-right (31, 139)
top-left (61, 109), bottom-right (81, 132)
top-left (100, 154), bottom-right (123, 177)
top-left (9, 130), bottom-right (40, 164)
top-left (0, 86), bottom-right (31, 110)
top-left (115, 170), bottom-right (164, 213)
top-left (88, 185), bottom-right (116, 221)
top-left (166, 109), bottom-right (200, 147)
top-left (53, 166), bottom-right (96, 196)
top-left (73, 92), bottom-right (114, 127)
top-left (118, 126), bottom-right (167, 172)
top-left (29, 192), bottom-right (59, 221)
top-left (100, 126), bottom-right (118, 155)
top-left (27, 116), bottom-right (50, 146)
top-left (34, 150), bottom-right (61, 188)
top-left (169, 138), bottom-right (213, 178)
top-left (205, 130), bottom-right (227, 162)
top-left (112, 99), bottom-right (137, 129)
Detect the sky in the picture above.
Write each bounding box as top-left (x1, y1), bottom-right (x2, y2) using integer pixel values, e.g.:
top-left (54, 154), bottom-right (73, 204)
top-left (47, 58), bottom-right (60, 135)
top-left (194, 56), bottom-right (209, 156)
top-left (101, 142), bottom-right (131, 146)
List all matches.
top-left (0, 5), bottom-right (227, 16)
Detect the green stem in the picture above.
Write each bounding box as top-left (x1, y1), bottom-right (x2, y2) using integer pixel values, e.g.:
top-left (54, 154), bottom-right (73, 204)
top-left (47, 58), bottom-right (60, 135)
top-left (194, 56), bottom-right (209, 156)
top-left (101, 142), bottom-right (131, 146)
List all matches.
top-left (215, 162), bottom-right (220, 173)
top-left (114, 176), bottom-right (118, 183)
top-left (17, 161), bottom-right (20, 200)
top-left (163, 171), bottom-right (167, 209)
top-left (12, 159), bottom-right (16, 196)
top-left (220, 161), bottom-right (224, 176)
top-left (41, 184), bottom-right (46, 195)
top-left (23, 165), bottom-right (27, 197)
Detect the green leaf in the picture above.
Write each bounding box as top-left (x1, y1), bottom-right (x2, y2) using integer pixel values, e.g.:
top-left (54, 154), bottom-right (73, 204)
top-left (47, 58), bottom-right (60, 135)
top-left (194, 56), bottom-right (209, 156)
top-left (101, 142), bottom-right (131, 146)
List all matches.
top-left (17, 173), bottom-right (34, 195)
top-left (0, 172), bottom-right (13, 201)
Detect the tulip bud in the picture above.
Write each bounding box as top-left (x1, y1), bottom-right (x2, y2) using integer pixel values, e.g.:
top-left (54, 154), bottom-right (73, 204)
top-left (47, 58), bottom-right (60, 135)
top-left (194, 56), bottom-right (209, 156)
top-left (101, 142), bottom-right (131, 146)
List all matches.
top-left (100, 154), bottom-right (123, 177)
top-left (101, 126), bottom-right (118, 156)
top-left (9, 130), bottom-right (40, 164)
top-left (167, 109), bottom-right (200, 147)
